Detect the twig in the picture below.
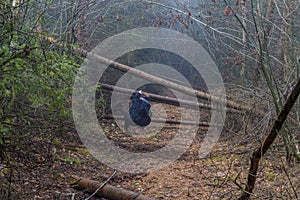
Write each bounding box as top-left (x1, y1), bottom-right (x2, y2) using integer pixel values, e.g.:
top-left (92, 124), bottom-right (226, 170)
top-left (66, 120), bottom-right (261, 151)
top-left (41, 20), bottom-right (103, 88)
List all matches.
top-left (232, 170), bottom-right (243, 191)
top-left (84, 170), bottom-right (117, 200)
top-left (280, 157), bottom-right (298, 199)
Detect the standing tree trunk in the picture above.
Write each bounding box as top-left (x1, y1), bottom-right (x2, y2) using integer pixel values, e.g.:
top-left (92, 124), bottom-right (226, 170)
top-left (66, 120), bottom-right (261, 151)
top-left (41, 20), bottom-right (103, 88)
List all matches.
top-left (77, 0), bottom-right (86, 47)
top-left (239, 78), bottom-right (300, 200)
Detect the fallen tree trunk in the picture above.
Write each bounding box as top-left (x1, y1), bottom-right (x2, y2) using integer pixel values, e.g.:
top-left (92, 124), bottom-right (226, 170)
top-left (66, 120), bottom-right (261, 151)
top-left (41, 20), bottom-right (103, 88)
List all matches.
top-left (91, 53), bottom-right (252, 112)
top-left (239, 78), bottom-right (300, 200)
top-left (99, 83), bottom-right (242, 114)
top-left (98, 115), bottom-right (219, 127)
top-left (71, 175), bottom-right (156, 200)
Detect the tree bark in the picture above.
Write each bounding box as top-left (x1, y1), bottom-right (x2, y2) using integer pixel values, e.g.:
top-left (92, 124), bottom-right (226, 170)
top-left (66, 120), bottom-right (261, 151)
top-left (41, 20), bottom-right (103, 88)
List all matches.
top-left (76, 0), bottom-right (86, 47)
top-left (239, 78), bottom-right (300, 200)
top-left (72, 175), bottom-right (156, 200)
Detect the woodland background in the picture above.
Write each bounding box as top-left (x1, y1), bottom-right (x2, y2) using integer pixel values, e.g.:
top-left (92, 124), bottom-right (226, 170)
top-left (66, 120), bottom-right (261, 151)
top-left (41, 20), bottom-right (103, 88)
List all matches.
top-left (0, 0), bottom-right (299, 199)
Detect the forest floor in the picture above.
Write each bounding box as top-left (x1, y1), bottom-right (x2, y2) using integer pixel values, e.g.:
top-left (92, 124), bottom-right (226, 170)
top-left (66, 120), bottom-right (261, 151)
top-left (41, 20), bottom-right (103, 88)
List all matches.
top-left (1, 105), bottom-right (299, 200)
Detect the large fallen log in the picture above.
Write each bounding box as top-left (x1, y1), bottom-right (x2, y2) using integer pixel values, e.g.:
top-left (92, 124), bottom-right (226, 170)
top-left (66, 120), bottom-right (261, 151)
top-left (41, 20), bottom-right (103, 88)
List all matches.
top-left (98, 115), bottom-right (219, 127)
top-left (91, 53), bottom-right (252, 112)
top-left (99, 83), bottom-right (242, 114)
top-left (71, 175), bottom-right (156, 200)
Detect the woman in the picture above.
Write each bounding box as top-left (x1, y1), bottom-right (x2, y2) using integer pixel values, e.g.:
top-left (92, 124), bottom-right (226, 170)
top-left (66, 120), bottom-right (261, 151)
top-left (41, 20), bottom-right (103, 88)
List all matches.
top-left (124, 90), bottom-right (151, 132)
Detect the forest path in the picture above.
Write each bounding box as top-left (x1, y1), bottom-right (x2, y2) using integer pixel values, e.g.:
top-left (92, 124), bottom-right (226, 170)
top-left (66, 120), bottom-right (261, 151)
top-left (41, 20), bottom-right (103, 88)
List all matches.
top-left (4, 105), bottom-right (299, 199)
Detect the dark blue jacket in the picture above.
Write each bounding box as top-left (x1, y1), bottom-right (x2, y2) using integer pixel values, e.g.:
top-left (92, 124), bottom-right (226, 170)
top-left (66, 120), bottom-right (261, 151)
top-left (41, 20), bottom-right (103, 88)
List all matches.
top-left (128, 92), bottom-right (151, 127)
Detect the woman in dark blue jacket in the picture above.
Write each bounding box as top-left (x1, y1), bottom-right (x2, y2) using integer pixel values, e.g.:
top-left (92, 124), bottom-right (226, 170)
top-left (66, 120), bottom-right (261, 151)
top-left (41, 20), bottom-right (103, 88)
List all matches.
top-left (124, 90), bottom-right (151, 132)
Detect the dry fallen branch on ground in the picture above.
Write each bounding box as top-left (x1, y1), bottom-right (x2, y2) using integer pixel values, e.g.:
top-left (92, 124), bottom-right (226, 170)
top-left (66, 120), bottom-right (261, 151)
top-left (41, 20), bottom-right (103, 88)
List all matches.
top-left (84, 170), bottom-right (117, 200)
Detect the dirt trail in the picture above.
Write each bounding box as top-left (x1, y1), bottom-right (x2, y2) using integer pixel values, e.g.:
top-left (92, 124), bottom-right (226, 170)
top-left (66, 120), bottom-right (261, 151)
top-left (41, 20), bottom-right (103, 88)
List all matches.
top-left (1, 105), bottom-right (299, 199)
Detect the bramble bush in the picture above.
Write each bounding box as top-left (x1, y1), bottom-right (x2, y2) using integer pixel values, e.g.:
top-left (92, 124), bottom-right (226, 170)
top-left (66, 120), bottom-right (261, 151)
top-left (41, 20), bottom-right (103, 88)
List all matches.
top-left (0, 0), bottom-right (79, 161)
